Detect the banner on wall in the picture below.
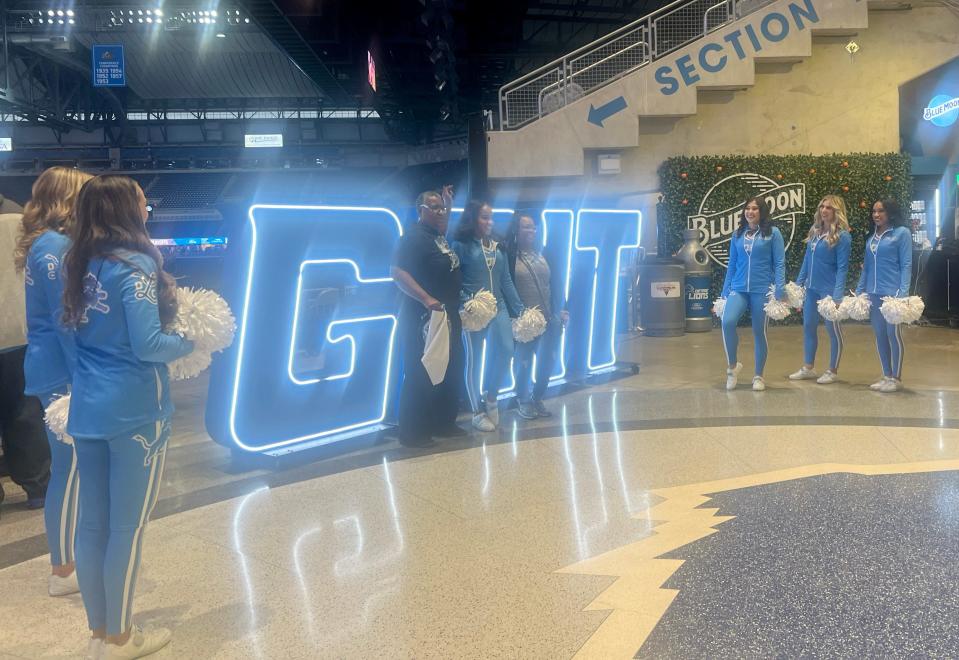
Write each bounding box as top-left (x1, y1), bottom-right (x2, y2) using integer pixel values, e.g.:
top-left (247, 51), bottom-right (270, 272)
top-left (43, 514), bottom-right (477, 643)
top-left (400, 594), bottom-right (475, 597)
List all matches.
top-left (688, 172), bottom-right (805, 268)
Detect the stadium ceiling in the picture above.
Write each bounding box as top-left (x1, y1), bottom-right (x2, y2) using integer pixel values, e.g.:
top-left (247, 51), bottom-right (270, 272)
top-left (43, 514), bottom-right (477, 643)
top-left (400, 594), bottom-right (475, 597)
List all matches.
top-left (0, 0), bottom-right (671, 141)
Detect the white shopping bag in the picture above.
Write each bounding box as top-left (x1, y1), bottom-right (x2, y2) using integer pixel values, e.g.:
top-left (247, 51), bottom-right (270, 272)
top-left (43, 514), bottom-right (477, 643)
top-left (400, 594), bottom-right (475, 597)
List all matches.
top-left (421, 309), bottom-right (450, 386)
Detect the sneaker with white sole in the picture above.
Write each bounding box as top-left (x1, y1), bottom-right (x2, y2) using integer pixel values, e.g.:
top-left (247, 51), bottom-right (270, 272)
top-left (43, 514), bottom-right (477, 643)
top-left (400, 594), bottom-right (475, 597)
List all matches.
top-left (879, 378), bottom-right (902, 393)
top-left (472, 413), bottom-right (495, 432)
top-left (86, 638), bottom-right (103, 660)
top-left (725, 362), bottom-right (743, 390)
top-left (48, 570), bottom-right (80, 597)
top-left (870, 377), bottom-right (890, 391)
top-left (485, 403), bottom-right (499, 428)
top-left (752, 376), bottom-right (766, 391)
top-left (100, 624), bottom-right (171, 659)
top-left (788, 366), bottom-right (817, 380)
top-left (816, 370), bottom-right (837, 385)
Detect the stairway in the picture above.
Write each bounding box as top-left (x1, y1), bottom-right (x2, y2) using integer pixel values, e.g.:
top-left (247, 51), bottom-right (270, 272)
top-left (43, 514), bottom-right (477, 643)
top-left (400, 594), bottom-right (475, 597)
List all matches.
top-left (488, 0), bottom-right (870, 179)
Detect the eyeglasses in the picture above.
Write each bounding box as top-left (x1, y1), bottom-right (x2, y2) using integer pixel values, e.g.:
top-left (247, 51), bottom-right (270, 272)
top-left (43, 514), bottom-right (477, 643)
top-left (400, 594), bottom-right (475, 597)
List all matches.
top-left (420, 204), bottom-right (448, 214)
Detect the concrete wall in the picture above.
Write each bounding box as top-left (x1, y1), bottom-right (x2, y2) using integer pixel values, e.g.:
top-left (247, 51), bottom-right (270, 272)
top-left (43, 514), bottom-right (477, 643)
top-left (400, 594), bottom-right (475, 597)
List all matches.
top-left (489, 6), bottom-right (959, 247)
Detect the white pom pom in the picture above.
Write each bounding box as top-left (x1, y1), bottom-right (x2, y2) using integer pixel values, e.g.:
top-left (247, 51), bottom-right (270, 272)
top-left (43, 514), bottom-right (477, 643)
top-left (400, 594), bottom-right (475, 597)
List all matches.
top-left (44, 394), bottom-right (73, 446)
top-left (880, 295), bottom-right (925, 325)
top-left (460, 289), bottom-right (498, 332)
top-left (712, 297), bottom-right (727, 318)
top-left (838, 293), bottom-right (871, 321)
top-left (816, 295), bottom-right (842, 322)
top-left (763, 284), bottom-right (791, 321)
top-left (170, 287), bottom-right (236, 353)
top-left (167, 349), bottom-right (213, 381)
top-left (512, 307), bottom-right (547, 343)
top-left (784, 282), bottom-right (805, 310)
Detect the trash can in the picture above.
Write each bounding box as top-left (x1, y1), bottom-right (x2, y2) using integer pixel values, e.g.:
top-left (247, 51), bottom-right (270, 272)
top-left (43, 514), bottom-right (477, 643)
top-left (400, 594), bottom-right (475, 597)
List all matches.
top-left (637, 258), bottom-right (685, 336)
top-left (675, 228), bottom-right (713, 332)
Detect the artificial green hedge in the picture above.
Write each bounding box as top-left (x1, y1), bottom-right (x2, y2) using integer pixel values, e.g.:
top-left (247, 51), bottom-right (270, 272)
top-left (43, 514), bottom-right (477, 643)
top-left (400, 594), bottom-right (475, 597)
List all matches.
top-left (658, 153), bottom-right (912, 324)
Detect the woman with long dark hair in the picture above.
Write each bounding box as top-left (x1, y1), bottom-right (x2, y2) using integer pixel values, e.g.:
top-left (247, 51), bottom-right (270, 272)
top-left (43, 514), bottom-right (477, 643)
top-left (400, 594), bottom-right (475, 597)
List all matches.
top-left (452, 201), bottom-right (523, 431)
top-left (719, 196), bottom-right (786, 391)
top-left (855, 199), bottom-right (912, 392)
top-left (789, 194), bottom-right (852, 384)
top-left (61, 175), bottom-right (194, 659)
top-left (503, 211), bottom-right (568, 418)
top-left (14, 166), bottom-right (92, 597)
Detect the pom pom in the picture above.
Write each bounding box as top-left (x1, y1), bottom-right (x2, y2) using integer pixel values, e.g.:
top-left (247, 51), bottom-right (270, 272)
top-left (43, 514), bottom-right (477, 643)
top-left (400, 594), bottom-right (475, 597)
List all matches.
top-left (44, 393), bottom-right (73, 446)
top-left (167, 349), bottom-right (213, 381)
top-left (169, 287), bottom-right (236, 353)
top-left (512, 307), bottom-right (547, 343)
top-left (838, 293), bottom-right (871, 321)
top-left (816, 295), bottom-right (842, 322)
top-left (880, 295), bottom-right (925, 325)
top-left (712, 297), bottom-right (727, 318)
top-left (460, 289), bottom-right (498, 332)
top-left (763, 285), bottom-right (791, 321)
top-left (784, 282), bottom-right (805, 310)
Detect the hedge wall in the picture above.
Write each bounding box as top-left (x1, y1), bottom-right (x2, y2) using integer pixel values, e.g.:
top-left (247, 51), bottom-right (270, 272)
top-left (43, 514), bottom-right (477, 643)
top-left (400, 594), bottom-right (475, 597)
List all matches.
top-left (658, 153), bottom-right (912, 324)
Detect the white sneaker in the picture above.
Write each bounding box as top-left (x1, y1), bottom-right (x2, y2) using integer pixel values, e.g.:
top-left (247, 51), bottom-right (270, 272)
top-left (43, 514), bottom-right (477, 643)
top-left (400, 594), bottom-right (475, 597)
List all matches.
top-left (725, 362), bottom-right (742, 390)
top-left (879, 378), bottom-right (902, 393)
top-left (86, 637), bottom-right (103, 660)
top-left (100, 624), bottom-right (171, 659)
top-left (48, 570), bottom-right (80, 596)
top-left (472, 413), bottom-right (495, 432)
top-left (752, 376), bottom-right (766, 391)
top-left (870, 377), bottom-right (890, 391)
top-left (485, 403), bottom-right (499, 428)
top-left (816, 370), bottom-right (837, 385)
top-left (788, 366), bottom-right (817, 380)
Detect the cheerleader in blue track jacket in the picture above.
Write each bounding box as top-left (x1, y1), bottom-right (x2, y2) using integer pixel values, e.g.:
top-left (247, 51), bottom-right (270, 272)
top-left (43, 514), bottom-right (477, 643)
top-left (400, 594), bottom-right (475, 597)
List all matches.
top-left (61, 176), bottom-right (194, 659)
top-left (720, 196), bottom-right (786, 392)
top-left (13, 166), bottom-right (92, 597)
top-left (789, 195), bottom-right (851, 385)
top-left (855, 199), bottom-right (912, 393)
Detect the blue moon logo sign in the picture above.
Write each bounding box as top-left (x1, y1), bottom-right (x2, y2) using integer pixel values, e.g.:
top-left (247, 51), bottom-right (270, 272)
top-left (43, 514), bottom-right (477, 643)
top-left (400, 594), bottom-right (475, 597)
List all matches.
top-left (923, 94), bottom-right (959, 128)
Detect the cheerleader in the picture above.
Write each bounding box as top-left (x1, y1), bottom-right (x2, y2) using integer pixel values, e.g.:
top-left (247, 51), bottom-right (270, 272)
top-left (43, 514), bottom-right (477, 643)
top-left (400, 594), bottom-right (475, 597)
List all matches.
top-left (61, 176), bottom-right (194, 659)
top-left (720, 196), bottom-right (786, 391)
top-left (789, 195), bottom-right (851, 384)
top-left (452, 201), bottom-right (524, 431)
top-left (855, 199), bottom-right (912, 392)
top-left (13, 166), bottom-right (92, 595)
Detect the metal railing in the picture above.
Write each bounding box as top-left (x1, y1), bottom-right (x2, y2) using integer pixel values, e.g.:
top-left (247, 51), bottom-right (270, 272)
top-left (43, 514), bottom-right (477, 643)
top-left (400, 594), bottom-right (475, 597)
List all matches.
top-left (499, 0), bottom-right (773, 130)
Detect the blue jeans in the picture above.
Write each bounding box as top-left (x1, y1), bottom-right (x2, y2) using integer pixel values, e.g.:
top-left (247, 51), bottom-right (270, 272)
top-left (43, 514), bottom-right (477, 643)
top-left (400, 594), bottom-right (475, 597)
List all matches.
top-left (802, 290), bottom-right (844, 371)
top-left (463, 309), bottom-right (514, 412)
top-left (40, 388), bottom-right (79, 567)
top-left (74, 420), bottom-right (169, 634)
top-left (869, 294), bottom-right (904, 379)
top-left (721, 291), bottom-right (768, 376)
top-left (514, 318), bottom-right (561, 403)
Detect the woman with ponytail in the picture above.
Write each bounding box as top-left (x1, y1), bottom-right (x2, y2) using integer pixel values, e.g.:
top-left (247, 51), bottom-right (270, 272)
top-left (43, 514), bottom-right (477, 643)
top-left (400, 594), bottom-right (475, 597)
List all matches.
top-left (61, 175), bottom-right (194, 659)
top-left (15, 166), bottom-right (92, 597)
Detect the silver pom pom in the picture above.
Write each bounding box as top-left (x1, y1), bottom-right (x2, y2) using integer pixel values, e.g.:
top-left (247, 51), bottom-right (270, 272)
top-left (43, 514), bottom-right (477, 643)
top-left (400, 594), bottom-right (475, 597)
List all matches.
top-left (460, 289), bottom-right (498, 332)
top-left (167, 349), bottom-right (213, 381)
top-left (816, 295), bottom-right (842, 322)
top-left (712, 297), bottom-right (727, 318)
top-left (880, 295), bottom-right (925, 325)
top-left (784, 282), bottom-right (805, 310)
top-left (838, 293), bottom-right (871, 321)
top-left (170, 287), bottom-right (236, 353)
top-left (763, 285), bottom-right (791, 321)
top-left (44, 393), bottom-right (73, 446)
top-left (512, 307), bottom-right (547, 343)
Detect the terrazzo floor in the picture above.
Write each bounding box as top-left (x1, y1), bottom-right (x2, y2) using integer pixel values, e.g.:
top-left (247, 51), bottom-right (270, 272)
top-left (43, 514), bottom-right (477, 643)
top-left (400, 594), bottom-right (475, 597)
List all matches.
top-left (2, 323), bottom-right (959, 658)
